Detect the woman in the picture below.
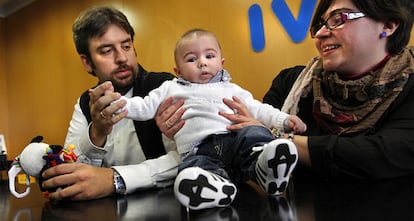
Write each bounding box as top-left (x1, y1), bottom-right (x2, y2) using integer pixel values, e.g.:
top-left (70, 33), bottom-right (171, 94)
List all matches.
top-left (263, 0), bottom-right (414, 180)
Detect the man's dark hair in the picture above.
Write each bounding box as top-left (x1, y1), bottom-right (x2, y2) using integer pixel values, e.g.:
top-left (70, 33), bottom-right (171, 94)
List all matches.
top-left (72, 6), bottom-right (135, 59)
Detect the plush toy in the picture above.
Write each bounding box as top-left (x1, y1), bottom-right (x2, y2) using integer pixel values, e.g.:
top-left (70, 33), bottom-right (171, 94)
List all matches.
top-left (8, 136), bottom-right (77, 198)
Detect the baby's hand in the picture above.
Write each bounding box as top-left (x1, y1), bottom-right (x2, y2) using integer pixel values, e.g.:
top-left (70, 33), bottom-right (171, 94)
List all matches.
top-left (112, 97), bottom-right (128, 115)
top-left (88, 81), bottom-right (114, 96)
top-left (287, 115), bottom-right (307, 133)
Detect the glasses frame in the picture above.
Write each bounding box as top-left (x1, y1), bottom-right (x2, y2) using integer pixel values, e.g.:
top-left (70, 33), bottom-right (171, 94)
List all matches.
top-left (310, 11), bottom-right (365, 38)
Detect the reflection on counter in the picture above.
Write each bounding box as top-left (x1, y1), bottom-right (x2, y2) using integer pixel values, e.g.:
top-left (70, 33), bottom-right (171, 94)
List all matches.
top-left (1, 176), bottom-right (413, 221)
top-left (40, 183), bottom-right (295, 221)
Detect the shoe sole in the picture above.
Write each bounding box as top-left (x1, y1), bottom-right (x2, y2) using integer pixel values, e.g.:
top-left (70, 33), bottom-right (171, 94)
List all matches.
top-left (255, 138), bottom-right (298, 196)
top-left (174, 167), bottom-right (237, 210)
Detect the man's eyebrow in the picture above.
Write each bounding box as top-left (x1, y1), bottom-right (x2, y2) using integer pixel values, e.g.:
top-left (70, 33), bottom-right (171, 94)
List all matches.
top-left (96, 43), bottom-right (113, 51)
top-left (121, 38), bottom-right (132, 44)
top-left (96, 37), bottom-right (132, 51)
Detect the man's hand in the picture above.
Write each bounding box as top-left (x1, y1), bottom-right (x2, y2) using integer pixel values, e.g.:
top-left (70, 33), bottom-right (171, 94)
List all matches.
top-left (220, 96), bottom-right (264, 130)
top-left (88, 81), bottom-right (127, 146)
top-left (42, 163), bottom-right (114, 201)
top-left (155, 97), bottom-right (185, 140)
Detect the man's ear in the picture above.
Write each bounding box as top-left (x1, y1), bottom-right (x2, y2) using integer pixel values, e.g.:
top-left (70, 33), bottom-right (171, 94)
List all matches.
top-left (80, 54), bottom-right (94, 74)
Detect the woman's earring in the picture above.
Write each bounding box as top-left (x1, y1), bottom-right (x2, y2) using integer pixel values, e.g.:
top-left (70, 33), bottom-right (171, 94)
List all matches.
top-left (380, 31), bottom-right (387, 38)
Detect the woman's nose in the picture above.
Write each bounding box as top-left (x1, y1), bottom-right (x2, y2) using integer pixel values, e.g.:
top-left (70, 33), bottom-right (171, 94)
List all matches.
top-left (313, 25), bottom-right (330, 38)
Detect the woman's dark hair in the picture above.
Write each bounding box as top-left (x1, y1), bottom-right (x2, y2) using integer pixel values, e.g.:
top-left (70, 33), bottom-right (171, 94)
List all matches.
top-left (72, 6), bottom-right (135, 59)
top-left (311, 0), bottom-right (414, 54)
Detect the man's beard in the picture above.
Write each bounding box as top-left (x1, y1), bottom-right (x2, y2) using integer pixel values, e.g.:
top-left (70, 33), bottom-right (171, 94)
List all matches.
top-left (110, 64), bottom-right (138, 94)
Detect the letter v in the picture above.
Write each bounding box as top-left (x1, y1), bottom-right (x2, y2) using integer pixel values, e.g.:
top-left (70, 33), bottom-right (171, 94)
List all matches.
top-left (271, 0), bottom-right (316, 43)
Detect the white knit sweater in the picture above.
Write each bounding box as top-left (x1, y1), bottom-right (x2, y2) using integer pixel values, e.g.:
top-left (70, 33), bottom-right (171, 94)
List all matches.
top-left (121, 70), bottom-right (288, 155)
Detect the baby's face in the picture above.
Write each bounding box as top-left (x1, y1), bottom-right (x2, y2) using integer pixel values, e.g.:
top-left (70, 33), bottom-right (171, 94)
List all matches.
top-left (175, 35), bottom-right (224, 84)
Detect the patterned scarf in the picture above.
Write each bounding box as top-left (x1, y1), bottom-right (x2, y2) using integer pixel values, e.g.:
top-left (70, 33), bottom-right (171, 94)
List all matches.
top-left (282, 46), bottom-right (414, 135)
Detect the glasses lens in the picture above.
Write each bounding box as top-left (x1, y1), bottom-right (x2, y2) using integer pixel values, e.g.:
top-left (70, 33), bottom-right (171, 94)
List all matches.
top-left (310, 12), bottom-right (364, 38)
top-left (326, 13), bottom-right (346, 30)
top-left (310, 22), bottom-right (323, 37)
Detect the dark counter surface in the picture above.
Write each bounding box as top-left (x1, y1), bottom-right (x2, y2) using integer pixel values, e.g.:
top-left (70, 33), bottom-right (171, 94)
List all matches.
top-left (1, 175), bottom-right (413, 221)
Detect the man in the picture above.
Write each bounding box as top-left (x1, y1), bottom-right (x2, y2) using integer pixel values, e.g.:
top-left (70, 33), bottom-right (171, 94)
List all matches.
top-left (41, 6), bottom-right (185, 201)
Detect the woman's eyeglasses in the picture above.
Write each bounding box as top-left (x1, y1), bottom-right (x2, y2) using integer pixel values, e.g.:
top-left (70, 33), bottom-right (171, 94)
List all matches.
top-left (310, 12), bottom-right (365, 38)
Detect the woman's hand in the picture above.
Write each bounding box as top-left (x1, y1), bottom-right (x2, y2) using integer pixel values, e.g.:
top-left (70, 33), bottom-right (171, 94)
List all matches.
top-left (220, 96), bottom-right (264, 131)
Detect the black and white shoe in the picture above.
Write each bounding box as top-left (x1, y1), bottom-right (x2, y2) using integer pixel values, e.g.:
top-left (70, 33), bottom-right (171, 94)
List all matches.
top-left (255, 138), bottom-right (298, 196)
top-left (174, 167), bottom-right (237, 210)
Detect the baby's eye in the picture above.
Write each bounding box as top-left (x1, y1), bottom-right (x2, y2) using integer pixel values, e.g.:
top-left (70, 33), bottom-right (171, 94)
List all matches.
top-left (186, 57), bottom-right (196, 62)
top-left (206, 54), bottom-right (215, 59)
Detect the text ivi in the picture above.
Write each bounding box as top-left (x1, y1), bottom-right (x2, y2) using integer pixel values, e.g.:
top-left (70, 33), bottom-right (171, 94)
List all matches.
top-left (248, 0), bottom-right (317, 52)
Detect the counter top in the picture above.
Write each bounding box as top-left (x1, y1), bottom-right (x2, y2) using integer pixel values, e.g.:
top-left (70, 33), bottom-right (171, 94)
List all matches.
top-left (1, 176), bottom-right (413, 221)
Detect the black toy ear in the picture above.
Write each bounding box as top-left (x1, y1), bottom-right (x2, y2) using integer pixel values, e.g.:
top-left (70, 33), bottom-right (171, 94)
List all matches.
top-left (30, 136), bottom-right (44, 143)
top-left (49, 145), bottom-right (64, 154)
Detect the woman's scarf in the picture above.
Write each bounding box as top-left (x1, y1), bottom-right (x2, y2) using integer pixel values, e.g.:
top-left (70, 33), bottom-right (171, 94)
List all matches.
top-left (282, 46), bottom-right (414, 135)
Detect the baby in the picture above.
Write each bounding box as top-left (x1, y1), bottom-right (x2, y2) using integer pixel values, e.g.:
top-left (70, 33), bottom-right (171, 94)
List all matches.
top-left (111, 29), bottom-right (306, 210)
